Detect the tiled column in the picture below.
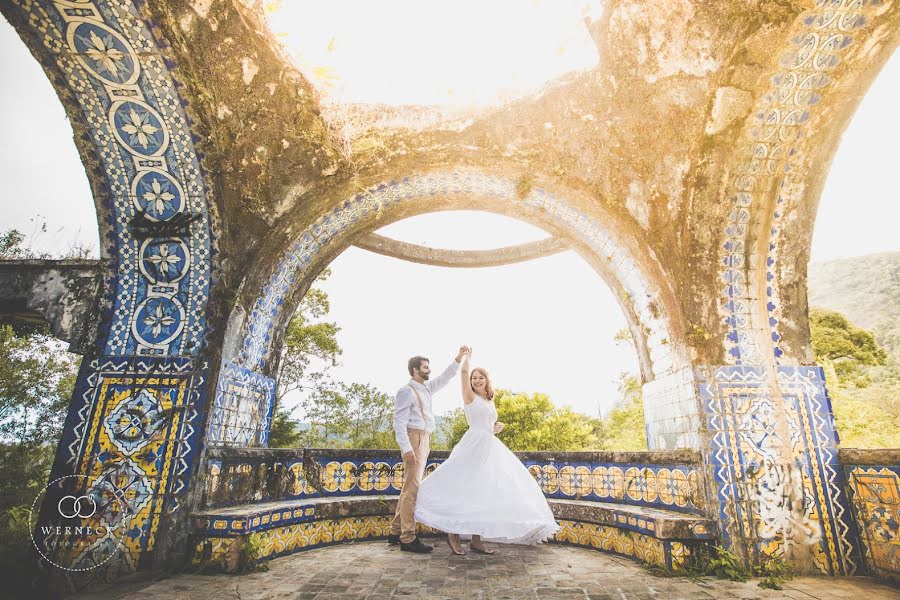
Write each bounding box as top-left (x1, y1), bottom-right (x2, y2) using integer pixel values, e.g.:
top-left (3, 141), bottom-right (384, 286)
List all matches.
top-left (695, 365), bottom-right (860, 575)
top-left (3, 0), bottom-right (216, 583)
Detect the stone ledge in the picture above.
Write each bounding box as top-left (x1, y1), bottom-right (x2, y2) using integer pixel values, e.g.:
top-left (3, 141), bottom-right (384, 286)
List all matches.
top-left (838, 447), bottom-right (900, 466)
top-left (193, 494), bottom-right (715, 541)
top-left (204, 446), bottom-right (703, 465)
top-left (550, 499), bottom-right (716, 540)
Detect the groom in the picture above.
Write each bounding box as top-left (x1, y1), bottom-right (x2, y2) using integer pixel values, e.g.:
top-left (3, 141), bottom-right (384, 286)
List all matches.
top-left (388, 346), bottom-right (469, 553)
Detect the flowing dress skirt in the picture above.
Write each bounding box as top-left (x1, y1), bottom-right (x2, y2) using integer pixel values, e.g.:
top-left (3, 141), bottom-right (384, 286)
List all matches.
top-left (414, 428), bottom-right (560, 544)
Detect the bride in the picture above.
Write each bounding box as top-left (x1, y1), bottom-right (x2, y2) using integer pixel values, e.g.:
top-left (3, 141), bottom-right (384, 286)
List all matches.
top-left (414, 348), bottom-right (560, 555)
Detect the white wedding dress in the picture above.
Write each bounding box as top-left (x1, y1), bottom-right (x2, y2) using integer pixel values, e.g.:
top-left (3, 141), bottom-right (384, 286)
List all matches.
top-left (414, 395), bottom-right (560, 544)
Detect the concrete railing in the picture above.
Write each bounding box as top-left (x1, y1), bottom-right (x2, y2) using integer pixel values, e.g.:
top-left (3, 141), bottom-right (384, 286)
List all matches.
top-left (200, 447), bottom-right (711, 514)
top-left (839, 448), bottom-right (900, 582)
top-left (191, 447), bottom-right (717, 572)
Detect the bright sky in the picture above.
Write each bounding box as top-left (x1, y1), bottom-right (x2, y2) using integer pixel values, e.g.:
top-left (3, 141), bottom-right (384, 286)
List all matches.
top-left (0, 10), bottom-right (898, 415)
top-left (266, 0), bottom-right (601, 108)
top-left (286, 213), bottom-right (638, 417)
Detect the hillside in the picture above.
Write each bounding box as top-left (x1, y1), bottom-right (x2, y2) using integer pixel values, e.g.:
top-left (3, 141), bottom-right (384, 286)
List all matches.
top-left (808, 252), bottom-right (900, 355)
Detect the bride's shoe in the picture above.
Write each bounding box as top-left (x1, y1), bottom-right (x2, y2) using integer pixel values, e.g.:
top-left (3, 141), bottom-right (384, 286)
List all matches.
top-left (446, 535), bottom-right (466, 555)
top-left (469, 542), bottom-right (495, 555)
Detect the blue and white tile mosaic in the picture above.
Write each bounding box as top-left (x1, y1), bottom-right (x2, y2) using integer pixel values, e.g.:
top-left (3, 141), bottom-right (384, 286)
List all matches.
top-left (7, 0), bottom-right (216, 575)
top-left (207, 361), bottom-right (276, 447)
top-left (11, 0), bottom-right (213, 358)
top-left (719, 0), bottom-right (868, 365)
top-left (697, 365), bottom-right (858, 575)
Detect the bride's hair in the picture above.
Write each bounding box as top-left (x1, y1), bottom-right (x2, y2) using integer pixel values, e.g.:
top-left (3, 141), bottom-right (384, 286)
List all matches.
top-left (470, 367), bottom-right (495, 400)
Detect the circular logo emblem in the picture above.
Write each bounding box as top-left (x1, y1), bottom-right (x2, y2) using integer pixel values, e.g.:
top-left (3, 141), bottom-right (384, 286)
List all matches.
top-left (29, 474), bottom-right (129, 572)
top-left (57, 495), bottom-right (97, 519)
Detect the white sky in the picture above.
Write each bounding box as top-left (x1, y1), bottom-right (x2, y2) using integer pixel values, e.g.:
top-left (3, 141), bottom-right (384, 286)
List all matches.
top-left (266, 0), bottom-right (602, 108)
top-left (290, 213), bottom-right (638, 417)
top-left (0, 10), bottom-right (898, 415)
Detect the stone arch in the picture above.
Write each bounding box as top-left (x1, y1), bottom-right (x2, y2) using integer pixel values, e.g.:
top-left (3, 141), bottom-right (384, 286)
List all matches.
top-left (209, 167), bottom-right (692, 449)
top-left (2, 0), bottom-right (217, 576)
top-left (698, 1), bottom-right (900, 575)
top-left (716, 1), bottom-right (899, 367)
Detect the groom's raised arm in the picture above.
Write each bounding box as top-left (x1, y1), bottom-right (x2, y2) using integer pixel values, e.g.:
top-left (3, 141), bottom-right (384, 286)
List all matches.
top-left (393, 386), bottom-right (414, 455)
top-left (425, 348), bottom-right (465, 393)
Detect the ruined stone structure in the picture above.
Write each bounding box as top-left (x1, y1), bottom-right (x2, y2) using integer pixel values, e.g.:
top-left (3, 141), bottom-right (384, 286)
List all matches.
top-left (2, 0), bottom-right (899, 590)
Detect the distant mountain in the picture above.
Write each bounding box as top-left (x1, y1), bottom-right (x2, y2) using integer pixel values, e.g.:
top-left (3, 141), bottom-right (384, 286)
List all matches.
top-left (808, 251), bottom-right (900, 356)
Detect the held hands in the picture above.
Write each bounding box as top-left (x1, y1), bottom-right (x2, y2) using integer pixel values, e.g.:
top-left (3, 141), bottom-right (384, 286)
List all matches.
top-left (493, 422), bottom-right (504, 435)
top-left (456, 345), bottom-right (472, 362)
top-left (402, 450), bottom-right (416, 463)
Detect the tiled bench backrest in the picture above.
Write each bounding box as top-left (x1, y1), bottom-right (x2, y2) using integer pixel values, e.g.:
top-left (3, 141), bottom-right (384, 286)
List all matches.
top-left (202, 448), bottom-right (710, 515)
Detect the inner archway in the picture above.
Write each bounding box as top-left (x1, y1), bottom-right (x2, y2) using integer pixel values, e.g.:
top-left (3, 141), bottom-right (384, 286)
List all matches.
top-left (210, 168), bottom-right (695, 452)
top-left (281, 210), bottom-right (641, 432)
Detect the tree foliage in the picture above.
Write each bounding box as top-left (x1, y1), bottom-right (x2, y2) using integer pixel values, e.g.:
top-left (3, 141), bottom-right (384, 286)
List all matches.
top-left (598, 373), bottom-right (647, 451)
top-left (0, 230), bottom-right (29, 260)
top-left (275, 269), bottom-right (342, 404)
top-left (268, 407), bottom-right (303, 448)
top-left (439, 390), bottom-right (604, 451)
top-left (809, 307), bottom-right (899, 448)
top-left (295, 381), bottom-right (395, 449)
top-left (269, 270), bottom-right (342, 447)
top-left (0, 325), bottom-right (79, 596)
top-left (0, 325), bottom-right (79, 449)
top-left (810, 307), bottom-right (887, 386)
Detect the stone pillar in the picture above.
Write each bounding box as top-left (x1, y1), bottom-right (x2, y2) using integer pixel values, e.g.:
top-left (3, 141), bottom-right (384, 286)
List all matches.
top-left (694, 364), bottom-right (860, 575)
top-left (3, 0), bottom-right (218, 587)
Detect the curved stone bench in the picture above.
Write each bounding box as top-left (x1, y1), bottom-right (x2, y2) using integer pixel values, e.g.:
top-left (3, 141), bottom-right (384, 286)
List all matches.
top-left (191, 495), bottom-right (716, 572)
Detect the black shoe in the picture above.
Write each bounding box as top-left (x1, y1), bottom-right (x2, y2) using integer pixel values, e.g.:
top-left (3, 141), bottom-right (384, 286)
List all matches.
top-left (400, 537), bottom-right (434, 553)
top-left (387, 534), bottom-right (401, 545)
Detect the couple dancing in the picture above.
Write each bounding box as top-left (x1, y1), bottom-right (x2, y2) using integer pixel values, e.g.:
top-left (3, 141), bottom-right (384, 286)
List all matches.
top-left (388, 346), bottom-right (559, 555)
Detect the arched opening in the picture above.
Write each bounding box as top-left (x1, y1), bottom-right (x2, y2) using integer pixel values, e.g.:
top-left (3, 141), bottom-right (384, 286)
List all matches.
top-left (805, 48), bottom-right (900, 449)
top-left (273, 210), bottom-right (643, 452)
top-left (0, 17), bottom-right (99, 258)
top-left (210, 168), bottom-right (694, 452)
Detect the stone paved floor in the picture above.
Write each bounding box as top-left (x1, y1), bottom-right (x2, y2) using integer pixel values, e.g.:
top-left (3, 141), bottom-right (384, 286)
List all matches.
top-left (72, 541), bottom-right (899, 600)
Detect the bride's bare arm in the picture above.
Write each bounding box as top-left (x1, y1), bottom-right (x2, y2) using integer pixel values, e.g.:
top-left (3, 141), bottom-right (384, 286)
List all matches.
top-left (460, 350), bottom-right (475, 404)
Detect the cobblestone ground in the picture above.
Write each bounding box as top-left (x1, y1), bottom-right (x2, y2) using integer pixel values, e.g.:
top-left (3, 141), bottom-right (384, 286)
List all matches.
top-left (73, 541), bottom-right (899, 600)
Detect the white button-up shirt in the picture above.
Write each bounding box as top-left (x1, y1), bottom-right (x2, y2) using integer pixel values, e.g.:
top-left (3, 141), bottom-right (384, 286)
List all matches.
top-left (393, 360), bottom-right (460, 454)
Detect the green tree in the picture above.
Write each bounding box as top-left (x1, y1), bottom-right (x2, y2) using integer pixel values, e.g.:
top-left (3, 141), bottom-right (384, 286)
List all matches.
top-left (595, 328), bottom-right (647, 451)
top-left (437, 407), bottom-right (469, 450)
top-left (439, 390), bottom-right (603, 451)
top-left (0, 325), bottom-right (78, 450)
top-left (809, 307), bottom-right (899, 448)
top-left (0, 325), bottom-right (79, 597)
top-left (268, 407), bottom-right (302, 448)
top-left (296, 380), bottom-right (351, 447)
top-left (599, 373), bottom-right (647, 451)
top-left (344, 383), bottom-right (395, 449)
top-left (295, 381), bottom-right (395, 449)
top-left (810, 307), bottom-right (887, 387)
top-left (0, 229), bottom-right (29, 259)
top-left (269, 269), bottom-right (342, 447)
top-left (276, 269), bottom-right (342, 404)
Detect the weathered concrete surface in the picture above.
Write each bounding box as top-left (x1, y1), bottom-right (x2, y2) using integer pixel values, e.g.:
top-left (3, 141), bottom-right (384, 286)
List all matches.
top-left (839, 448), bottom-right (900, 466)
top-left (5, 0), bottom-right (900, 586)
top-left (67, 542), bottom-right (900, 600)
top-left (134, 0), bottom-right (899, 374)
top-left (353, 233), bottom-right (568, 268)
top-left (144, 0), bottom-right (340, 233)
top-left (0, 259), bottom-right (104, 353)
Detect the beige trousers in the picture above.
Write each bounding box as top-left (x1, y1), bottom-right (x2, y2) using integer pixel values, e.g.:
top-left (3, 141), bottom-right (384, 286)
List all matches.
top-left (391, 428), bottom-right (430, 543)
